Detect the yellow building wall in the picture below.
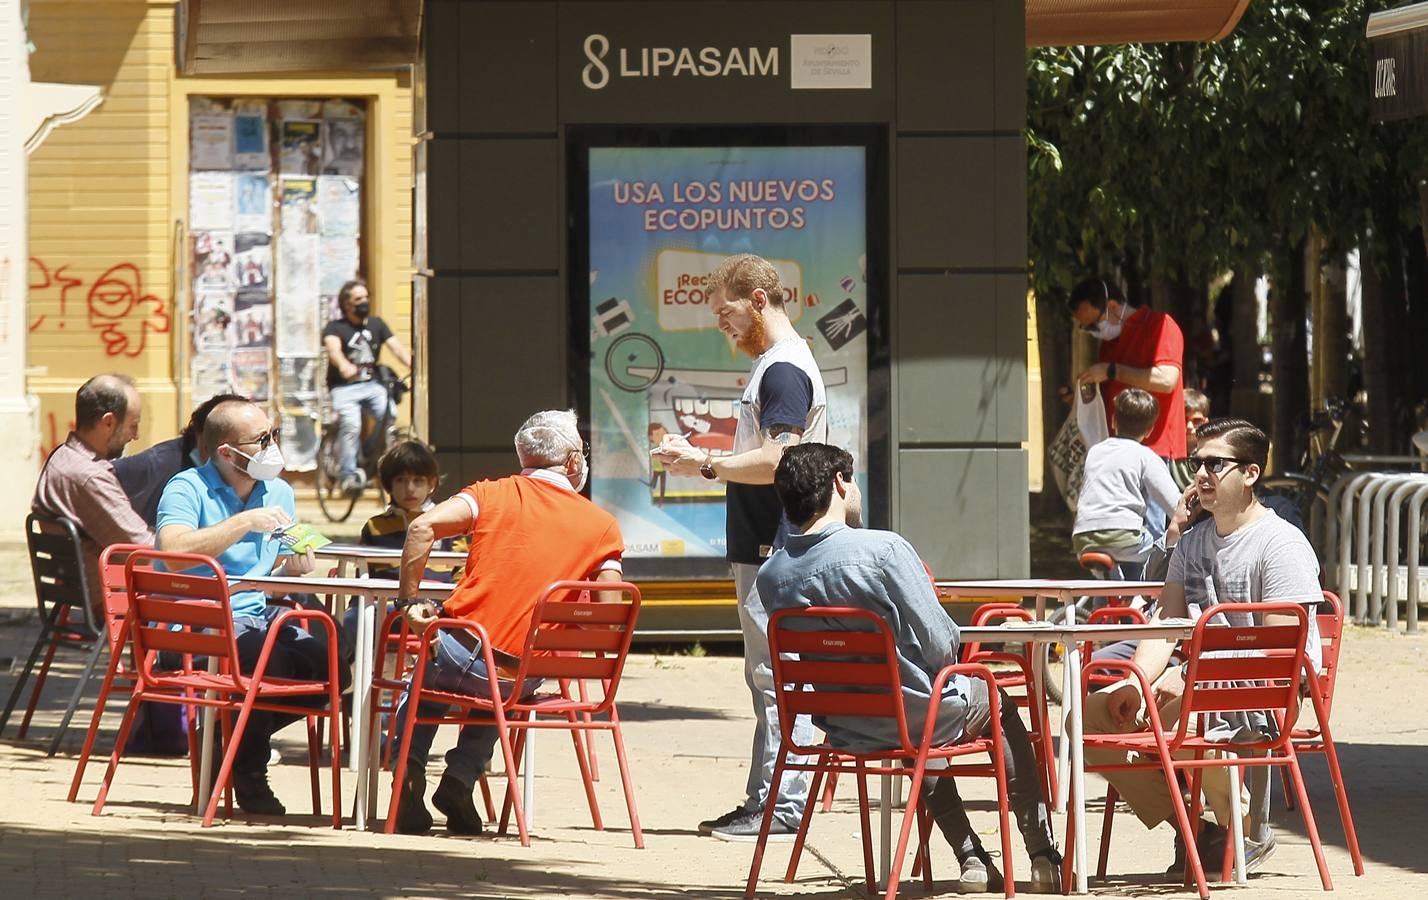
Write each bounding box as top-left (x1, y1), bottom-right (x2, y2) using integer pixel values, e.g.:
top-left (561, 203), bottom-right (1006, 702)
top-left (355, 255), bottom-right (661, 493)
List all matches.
top-left (26, 0), bottom-right (414, 456)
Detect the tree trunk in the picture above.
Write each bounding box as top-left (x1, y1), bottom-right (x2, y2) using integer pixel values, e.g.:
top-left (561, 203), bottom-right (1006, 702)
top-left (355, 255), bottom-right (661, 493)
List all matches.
top-left (1318, 253), bottom-right (1348, 407)
top-left (1229, 272), bottom-right (1262, 419)
top-left (1270, 238), bottom-right (1311, 473)
top-left (1358, 240), bottom-right (1397, 456)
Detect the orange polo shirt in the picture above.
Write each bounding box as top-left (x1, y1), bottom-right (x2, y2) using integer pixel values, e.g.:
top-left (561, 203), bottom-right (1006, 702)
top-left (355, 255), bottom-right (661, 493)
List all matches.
top-left (444, 471), bottom-right (623, 655)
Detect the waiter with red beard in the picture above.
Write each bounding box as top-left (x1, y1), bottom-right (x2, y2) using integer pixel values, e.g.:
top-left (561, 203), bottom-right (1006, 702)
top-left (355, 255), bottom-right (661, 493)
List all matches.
top-left (655, 253), bottom-right (828, 842)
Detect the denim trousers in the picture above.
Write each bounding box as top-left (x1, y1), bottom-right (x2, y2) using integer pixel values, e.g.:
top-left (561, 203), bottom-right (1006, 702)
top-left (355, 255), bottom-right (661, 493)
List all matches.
top-left (330, 380), bottom-right (391, 479)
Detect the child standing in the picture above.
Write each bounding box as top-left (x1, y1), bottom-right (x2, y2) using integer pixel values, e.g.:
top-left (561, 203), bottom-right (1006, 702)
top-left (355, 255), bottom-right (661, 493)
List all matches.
top-left (1072, 388), bottom-right (1182, 579)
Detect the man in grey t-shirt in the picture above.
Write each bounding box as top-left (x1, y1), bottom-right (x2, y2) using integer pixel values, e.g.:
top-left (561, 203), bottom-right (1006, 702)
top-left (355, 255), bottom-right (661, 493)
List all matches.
top-left (1083, 418), bottom-right (1322, 878)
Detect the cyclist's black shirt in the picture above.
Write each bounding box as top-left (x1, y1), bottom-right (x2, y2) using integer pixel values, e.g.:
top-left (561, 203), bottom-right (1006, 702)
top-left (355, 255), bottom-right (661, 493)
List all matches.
top-left (323, 316), bottom-right (394, 389)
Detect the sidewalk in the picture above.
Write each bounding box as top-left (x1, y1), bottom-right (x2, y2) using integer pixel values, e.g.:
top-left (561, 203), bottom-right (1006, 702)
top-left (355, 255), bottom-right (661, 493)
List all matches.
top-left (2, 611), bottom-right (1422, 898)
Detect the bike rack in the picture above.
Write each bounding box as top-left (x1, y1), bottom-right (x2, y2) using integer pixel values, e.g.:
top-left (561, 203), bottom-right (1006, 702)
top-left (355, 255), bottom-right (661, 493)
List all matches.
top-left (1406, 482), bottom-right (1428, 635)
top-left (1335, 472), bottom-right (1384, 616)
top-left (1371, 474), bottom-right (1428, 627)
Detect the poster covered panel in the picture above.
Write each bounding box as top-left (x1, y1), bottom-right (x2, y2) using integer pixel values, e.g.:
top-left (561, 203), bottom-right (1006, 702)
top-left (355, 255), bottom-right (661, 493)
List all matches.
top-left (280, 120), bottom-right (322, 175)
top-left (587, 146), bottom-right (868, 560)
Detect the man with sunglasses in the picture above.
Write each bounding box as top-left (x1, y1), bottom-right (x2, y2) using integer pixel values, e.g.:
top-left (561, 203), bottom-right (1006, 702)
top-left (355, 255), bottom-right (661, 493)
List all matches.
top-left (156, 398), bottom-right (344, 816)
top-left (1069, 277), bottom-right (1189, 486)
top-left (1082, 418), bottom-right (1323, 878)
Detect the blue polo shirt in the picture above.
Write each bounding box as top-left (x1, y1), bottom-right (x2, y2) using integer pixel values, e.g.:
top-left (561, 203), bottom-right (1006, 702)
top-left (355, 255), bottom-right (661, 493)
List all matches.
top-left (156, 460), bottom-right (296, 618)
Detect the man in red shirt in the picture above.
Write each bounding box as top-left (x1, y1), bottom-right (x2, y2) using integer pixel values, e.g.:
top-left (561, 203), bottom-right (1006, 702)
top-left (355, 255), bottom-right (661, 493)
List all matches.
top-left (388, 408), bottom-right (624, 835)
top-left (1070, 277), bottom-right (1188, 474)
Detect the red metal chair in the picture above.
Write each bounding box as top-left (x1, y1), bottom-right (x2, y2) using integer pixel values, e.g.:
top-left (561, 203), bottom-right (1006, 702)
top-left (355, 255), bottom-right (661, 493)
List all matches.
top-left (87, 549), bottom-right (345, 827)
top-left (744, 606), bottom-right (1014, 900)
top-left (1071, 602), bottom-right (1334, 898)
top-left (1, 513), bottom-right (108, 754)
top-left (961, 602), bottom-right (1058, 804)
top-left (1277, 591), bottom-right (1363, 875)
top-left (383, 580), bottom-right (643, 847)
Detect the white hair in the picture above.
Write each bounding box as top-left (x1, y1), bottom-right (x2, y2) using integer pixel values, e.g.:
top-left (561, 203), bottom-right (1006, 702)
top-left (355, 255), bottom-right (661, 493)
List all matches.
top-left (514, 408), bottom-right (581, 468)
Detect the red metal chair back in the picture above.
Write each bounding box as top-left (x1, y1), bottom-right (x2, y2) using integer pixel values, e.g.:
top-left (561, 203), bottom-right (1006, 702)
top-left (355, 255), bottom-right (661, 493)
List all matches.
top-left (960, 603), bottom-right (1032, 662)
top-left (1170, 601), bottom-right (1310, 750)
top-left (98, 544), bottom-right (147, 655)
top-left (510, 581), bottom-right (641, 715)
top-left (123, 549), bottom-right (243, 689)
top-left (1311, 591), bottom-right (1344, 721)
top-left (768, 606), bottom-right (915, 755)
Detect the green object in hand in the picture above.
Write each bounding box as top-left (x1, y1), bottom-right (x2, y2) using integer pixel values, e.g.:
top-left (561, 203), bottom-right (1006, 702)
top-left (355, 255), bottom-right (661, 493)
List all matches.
top-left (275, 523), bottom-right (332, 554)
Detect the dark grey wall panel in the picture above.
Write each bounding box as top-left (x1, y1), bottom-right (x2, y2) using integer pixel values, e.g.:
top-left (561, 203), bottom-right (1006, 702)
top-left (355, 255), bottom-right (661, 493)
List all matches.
top-left (895, 0), bottom-right (994, 132)
top-left (993, 0), bottom-right (1027, 132)
top-left (896, 138), bottom-right (996, 270)
top-left (994, 135), bottom-right (1027, 268)
top-left (995, 274), bottom-right (1028, 444)
top-left (459, 1), bottom-right (557, 133)
top-left (897, 448), bottom-right (1001, 576)
top-left (433, 451), bottom-right (526, 501)
top-left (458, 276), bottom-right (565, 448)
top-left (456, 140), bottom-right (561, 271)
top-left (426, 139), bottom-right (462, 270)
top-left (897, 273), bottom-right (998, 444)
top-left (426, 276), bottom-right (464, 450)
top-left (424, 0), bottom-right (461, 134)
top-left (997, 449), bottom-right (1030, 574)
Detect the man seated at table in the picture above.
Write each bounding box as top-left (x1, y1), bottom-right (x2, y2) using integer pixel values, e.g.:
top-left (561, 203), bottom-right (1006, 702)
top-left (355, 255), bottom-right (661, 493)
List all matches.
top-left (1083, 418), bottom-right (1322, 877)
top-left (389, 408), bottom-right (624, 835)
top-left (758, 443), bottom-right (1061, 894)
top-left (32, 373), bottom-right (154, 621)
top-left (156, 398), bottom-right (344, 816)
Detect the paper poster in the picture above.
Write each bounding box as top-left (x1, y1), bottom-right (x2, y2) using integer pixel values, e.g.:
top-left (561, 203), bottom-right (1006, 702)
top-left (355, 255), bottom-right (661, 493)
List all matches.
top-left (231, 347), bottom-right (272, 400)
top-left (192, 230), bottom-right (236, 293)
top-left (278, 398), bottom-right (321, 472)
top-left (191, 350), bottom-right (234, 403)
top-left (280, 120), bottom-right (321, 175)
top-left (321, 119), bottom-right (364, 176)
top-left (278, 233), bottom-right (320, 298)
top-left (233, 233), bottom-right (272, 291)
top-left (322, 294), bottom-right (343, 323)
top-left (278, 355), bottom-right (322, 399)
top-left (280, 177), bottom-right (319, 235)
top-left (194, 291), bottom-right (236, 351)
top-left (319, 236), bottom-right (360, 295)
top-left (190, 114), bottom-right (234, 170)
top-left (321, 99), bottom-right (364, 120)
top-left (276, 99), bottom-right (322, 120)
top-left (234, 301), bottom-right (273, 348)
top-left (276, 287), bottom-right (322, 351)
top-left (189, 173), bottom-right (234, 232)
top-left (317, 176), bottom-right (361, 235)
top-left (235, 175), bottom-right (272, 233)
top-left (587, 146), bottom-right (868, 559)
top-left (233, 109), bottom-right (270, 171)
top-left (189, 96), bottom-right (227, 116)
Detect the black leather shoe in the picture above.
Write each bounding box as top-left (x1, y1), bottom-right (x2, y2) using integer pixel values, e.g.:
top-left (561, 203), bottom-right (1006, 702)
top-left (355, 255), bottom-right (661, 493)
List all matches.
top-left (233, 770), bottom-right (285, 816)
top-left (395, 766), bottom-right (433, 834)
top-left (431, 773), bottom-right (483, 835)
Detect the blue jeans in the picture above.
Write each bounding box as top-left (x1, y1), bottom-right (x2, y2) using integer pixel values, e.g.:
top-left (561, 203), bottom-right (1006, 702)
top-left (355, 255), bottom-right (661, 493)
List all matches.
top-left (735, 562), bottom-right (812, 827)
top-left (391, 630), bottom-right (541, 789)
top-left (330, 380), bottom-right (391, 480)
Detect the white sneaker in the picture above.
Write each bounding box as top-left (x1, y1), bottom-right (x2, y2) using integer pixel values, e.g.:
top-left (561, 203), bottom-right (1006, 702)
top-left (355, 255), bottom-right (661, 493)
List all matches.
top-left (1029, 849), bottom-right (1063, 893)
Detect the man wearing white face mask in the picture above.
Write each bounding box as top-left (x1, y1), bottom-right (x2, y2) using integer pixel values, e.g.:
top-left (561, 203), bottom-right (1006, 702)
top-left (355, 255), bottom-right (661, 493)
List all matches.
top-left (384, 408), bottom-right (624, 835)
top-left (156, 399), bottom-right (343, 816)
top-left (1070, 276), bottom-right (1189, 484)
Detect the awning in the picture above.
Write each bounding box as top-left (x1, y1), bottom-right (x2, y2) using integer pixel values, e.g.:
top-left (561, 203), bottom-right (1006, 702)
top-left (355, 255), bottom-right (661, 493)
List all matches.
top-left (177, 0), bottom-right (421, 76)
top-left (1026, 0), bottom-right (1253, 47)
top-left (1368, 1), bottom-right (1428, 121)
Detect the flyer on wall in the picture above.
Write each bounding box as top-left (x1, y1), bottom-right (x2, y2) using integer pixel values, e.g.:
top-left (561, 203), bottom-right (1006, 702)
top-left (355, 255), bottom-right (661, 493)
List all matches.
top-left (235, 174), bottom-right (272, 233)
top-left (279, 119), bottom-right (322, 175)
top-left (233, 100), bottom-right (271, 171)
top-left (190, 113), bottom-right (234, 170)
top-left (189, 173), bottom-right (235, 232)
top-left (587, 145), bottom-right (868, 561)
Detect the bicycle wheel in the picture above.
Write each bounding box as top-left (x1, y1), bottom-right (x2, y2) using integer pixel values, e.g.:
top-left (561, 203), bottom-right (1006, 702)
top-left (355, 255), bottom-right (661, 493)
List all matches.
top-left (1037, 601), bottom-right (1091, 706)
top-left (315, 426), bottom-right (360, 523)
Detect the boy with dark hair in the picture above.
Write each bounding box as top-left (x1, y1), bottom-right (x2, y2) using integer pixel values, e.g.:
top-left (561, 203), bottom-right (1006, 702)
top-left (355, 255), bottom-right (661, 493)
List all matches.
top-left (359, 440), bottom-right (456, 579)
top-left (1072, 388), bottom-right (1181, 578)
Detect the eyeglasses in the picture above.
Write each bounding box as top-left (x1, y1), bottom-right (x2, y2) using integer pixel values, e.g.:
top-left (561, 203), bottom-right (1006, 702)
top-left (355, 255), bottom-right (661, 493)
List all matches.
top-left (234, 428), bottom-right (281, 451)
top-left (1189, 454), bottom-right (1251, 476)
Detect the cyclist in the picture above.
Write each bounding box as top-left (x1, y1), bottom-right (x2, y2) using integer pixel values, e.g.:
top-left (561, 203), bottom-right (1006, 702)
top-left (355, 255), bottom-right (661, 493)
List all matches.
top-left (322, 278), bottom-right (412, 494)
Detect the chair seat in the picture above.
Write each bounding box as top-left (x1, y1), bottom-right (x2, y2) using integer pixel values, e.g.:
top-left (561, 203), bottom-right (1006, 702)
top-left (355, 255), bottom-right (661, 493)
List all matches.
top-left (1083, 731), bottom-right (1282, 755)
top-left (148, 672), bottom-right (335, 697)
top-left (1078, 551), bottom-right (1118, 571)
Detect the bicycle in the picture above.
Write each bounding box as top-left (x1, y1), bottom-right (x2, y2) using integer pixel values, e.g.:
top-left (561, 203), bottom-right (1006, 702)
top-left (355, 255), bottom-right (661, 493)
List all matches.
top-left (314, 367), bottom-right (411, 523)
top-left (1256, 397), bottom-right (1360, 531)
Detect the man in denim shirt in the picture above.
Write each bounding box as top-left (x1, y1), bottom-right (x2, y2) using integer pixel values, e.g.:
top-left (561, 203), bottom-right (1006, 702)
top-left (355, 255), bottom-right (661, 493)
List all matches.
top-left (758, 444), bottom-right (1061, 893)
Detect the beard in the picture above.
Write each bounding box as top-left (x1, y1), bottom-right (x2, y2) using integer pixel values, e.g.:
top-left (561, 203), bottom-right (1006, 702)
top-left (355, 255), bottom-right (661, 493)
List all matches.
top-left (105, 433), bottom-right (127, 460)
top-left (736, 309), bottom-right (770, 357)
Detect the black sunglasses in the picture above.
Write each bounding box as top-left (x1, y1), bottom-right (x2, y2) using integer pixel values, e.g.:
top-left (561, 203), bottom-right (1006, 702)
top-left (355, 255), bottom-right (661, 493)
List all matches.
top-left (1189, 454), bottom-right (1251, 476)
top-left (234, 428), bottom-right (281, 451)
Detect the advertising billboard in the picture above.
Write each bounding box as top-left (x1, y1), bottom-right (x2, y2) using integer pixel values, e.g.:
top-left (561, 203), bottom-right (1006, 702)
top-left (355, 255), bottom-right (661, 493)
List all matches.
top-left (586, 145), bottom-right (868, 561)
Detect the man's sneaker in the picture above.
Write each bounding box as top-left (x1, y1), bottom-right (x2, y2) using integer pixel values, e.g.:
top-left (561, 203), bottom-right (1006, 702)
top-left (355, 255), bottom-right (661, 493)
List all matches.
top-left (956, 850), bottom-right (1005, 893)
top-left (394, 766), bottom-right (432, 834)
top-left (698, 803), bottom-right (753, 836)
top-left (1244, 829), bottom-right (1277, 874)
top-left (431, 773), bottom-right (484, 835)
top-left (233, 770), bottom-right (285, 816)
top-left (340, 473), bottom-right (366, 495)
top-left (710, 809), bottom-right (798, 843)
top-left (1167, 821), bottom-right (1228, 878)
top-left (1029, 848), bottom-right (1063, 894)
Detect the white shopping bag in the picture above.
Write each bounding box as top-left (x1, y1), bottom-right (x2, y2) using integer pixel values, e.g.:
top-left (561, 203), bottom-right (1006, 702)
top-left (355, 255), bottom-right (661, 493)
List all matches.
top-left (1075, 384), bottom-right (1109, 447)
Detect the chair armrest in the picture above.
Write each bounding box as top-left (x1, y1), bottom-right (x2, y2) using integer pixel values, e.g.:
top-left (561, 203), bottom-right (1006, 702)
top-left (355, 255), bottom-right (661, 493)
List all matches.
top-left (926, 662), bottom-right (1004, 748)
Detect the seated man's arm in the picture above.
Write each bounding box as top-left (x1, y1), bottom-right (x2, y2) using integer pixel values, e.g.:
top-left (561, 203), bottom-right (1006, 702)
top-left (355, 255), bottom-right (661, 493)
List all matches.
top-left (883, 540), bottom-right (959, 672)
top-left (155, 478), bottom-right (288, 559)
top-left (593, 564), bottom-right (624, 604)
top-left (400, 495), bottom-right (474, 626)
top-left (1105, 580), bottom-right (1188, 726)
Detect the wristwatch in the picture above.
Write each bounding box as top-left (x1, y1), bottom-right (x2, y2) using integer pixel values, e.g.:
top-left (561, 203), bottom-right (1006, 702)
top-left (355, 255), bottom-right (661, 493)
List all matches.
top-left (699, 454), bottom-right (717, 480)
top-left (1106, 361), bottom-right (1118, 381)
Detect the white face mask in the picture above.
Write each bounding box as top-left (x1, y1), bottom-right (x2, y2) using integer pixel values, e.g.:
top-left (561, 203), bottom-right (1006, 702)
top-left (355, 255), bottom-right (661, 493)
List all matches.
top-left (1089, 304), bottom-right (1124, 341)
top-left (223, 442), bottom-right (285, 481)
top-left (571, 453), bottom-right (589, 493)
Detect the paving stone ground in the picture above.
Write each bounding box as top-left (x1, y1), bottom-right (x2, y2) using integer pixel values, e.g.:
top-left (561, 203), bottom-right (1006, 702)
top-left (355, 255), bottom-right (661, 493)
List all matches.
top-left (0, 537), bottom-right (1423, 899)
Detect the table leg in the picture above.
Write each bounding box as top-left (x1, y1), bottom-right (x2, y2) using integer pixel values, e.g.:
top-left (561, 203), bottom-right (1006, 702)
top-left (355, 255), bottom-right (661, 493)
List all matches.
top-left (350, 593), bottom-right (375, 829)
top-left (1229, 758), bottom-right (1246, 883)
top-left (879, 762), bottom-right (893, 890)
top-left (522, 727), bottom-right (536, 827)
top-left (196, 656), bottom-right (220, 815)
top-left (1064, 641), bottom-right (1088, 894)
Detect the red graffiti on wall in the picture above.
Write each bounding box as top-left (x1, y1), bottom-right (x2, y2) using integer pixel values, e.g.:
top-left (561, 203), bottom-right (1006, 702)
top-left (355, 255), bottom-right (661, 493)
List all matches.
top-left (40, 411), bottom-right (77, 459)
top-left (28, 258), bottom-right (170, 357)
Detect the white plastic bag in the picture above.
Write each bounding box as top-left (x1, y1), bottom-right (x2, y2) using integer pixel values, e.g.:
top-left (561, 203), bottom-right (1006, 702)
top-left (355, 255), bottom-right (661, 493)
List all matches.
top-left (1075, 384), bottom-right (1109, 447)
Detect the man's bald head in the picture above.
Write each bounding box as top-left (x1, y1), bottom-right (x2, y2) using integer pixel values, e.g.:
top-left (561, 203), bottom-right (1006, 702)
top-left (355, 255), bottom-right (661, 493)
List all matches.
top-left (203, 399), bottom-right (267, 453)
top-left (75, 373), bottom-right (141, 459)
